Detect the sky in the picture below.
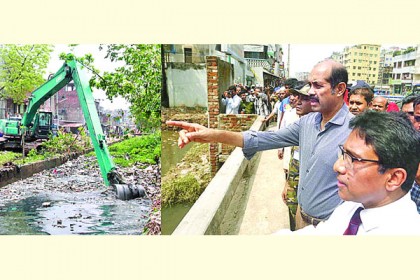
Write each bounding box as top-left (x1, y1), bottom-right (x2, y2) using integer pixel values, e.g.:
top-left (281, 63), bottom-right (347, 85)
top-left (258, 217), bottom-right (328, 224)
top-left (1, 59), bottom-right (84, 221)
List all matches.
top-left (283, 44), bottom-right (412, 77)
top-left (46, 44), bottom-right (130, 110)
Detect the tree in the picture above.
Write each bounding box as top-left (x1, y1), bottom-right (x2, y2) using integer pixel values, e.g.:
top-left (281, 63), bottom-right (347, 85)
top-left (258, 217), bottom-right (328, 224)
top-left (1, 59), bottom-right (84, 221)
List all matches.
top-left (0, 44), bottom-right (53, 104)
top-left (91, 44), bottom-right (161, 132)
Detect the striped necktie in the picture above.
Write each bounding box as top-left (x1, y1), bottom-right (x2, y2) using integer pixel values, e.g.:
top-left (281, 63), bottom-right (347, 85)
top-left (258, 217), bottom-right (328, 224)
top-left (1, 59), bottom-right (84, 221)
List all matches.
top-left (343, 207), bottom-right (364, 235)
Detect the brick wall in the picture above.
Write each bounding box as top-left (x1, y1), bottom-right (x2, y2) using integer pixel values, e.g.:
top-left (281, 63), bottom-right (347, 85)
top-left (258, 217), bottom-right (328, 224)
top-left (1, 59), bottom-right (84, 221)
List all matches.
top-left (218, 114), bottom-right (257, 157)
top-left (207, 56), bottom-right (219, 175)
top-left (206, 56), bottom-right (257, 175)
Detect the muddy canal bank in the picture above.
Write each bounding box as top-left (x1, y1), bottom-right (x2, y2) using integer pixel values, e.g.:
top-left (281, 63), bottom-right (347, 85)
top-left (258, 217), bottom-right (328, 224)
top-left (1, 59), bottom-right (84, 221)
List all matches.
top-left (161, 107), bottom-right (210, 234)
top-left (0, 155), bottom-right (160, 235)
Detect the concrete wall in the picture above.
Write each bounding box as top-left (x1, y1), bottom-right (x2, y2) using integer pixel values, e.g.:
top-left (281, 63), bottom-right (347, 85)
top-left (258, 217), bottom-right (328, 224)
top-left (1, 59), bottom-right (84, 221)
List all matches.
top-left (0, 152), bottom-right (83, 188)
top-left (172, 116), bottom-right (265, 235)
top-left (166, 62), bottom-right (208, 108)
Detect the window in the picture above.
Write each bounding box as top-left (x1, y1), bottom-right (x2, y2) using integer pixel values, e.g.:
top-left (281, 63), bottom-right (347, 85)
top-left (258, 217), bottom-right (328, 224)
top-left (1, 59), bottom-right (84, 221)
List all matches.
top-left (358, 66), bottom-right (361, 70)
top-left (358, 73), bottom-right (361, 76)
top-left (65, 84), bottom-right (75, 91)
top-left (353, 66), bottom-right (356, 69)
top-left (184, 48), bottom-right (192, 63)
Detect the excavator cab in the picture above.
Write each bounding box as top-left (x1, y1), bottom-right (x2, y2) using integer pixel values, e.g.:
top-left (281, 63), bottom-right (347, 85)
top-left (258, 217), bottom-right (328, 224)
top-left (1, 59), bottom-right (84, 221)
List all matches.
top-left (32, 111), bottom-right (53, 139)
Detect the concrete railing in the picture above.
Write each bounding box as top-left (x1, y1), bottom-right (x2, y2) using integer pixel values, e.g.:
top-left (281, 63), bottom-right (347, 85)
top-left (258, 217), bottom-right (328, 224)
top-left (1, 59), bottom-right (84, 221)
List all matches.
top-left (172, 116), bottom-right (266, 235)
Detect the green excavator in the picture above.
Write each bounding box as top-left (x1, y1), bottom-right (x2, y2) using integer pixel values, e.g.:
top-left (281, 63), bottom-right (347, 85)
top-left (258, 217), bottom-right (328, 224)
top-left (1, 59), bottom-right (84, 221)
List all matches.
top-left (1, 58), bottom-right (145, 200)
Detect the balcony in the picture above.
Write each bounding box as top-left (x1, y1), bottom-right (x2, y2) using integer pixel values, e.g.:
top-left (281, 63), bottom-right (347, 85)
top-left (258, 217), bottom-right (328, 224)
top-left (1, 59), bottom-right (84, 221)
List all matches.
top-left (245, 58), bottom-right (272, 72)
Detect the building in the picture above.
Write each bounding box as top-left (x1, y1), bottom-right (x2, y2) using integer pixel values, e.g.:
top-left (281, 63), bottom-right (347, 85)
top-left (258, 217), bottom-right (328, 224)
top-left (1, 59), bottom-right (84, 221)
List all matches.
top-left (162, 44), bottom-right (284, 108)
top-left (295, 72), bottom-right (310, 81)
top-left (390, 45), bottom-right (420, 94)
top-left (342, 44), bottom-right (381, 86)
top-left (243, 44), bottom-right (284, 87)
top-left (377, 48), bottom-right (396, 92)
top-left (330, 51), bottom-right (344, 64)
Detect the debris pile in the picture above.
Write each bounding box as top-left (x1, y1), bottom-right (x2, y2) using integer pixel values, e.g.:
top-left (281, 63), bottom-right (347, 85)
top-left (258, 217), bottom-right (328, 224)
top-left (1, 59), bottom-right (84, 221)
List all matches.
top-left (0, 154), bottom-right (161, 235)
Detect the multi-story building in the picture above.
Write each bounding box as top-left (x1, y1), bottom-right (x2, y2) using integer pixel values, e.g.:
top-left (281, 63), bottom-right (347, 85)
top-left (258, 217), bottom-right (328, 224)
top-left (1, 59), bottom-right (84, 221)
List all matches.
top-left (162, 44), bottom-right (283, 108)
top-left (390, 45), bottom-right (420, 94)
top-left (243, 44), bottom-right (283, 87)
top-left (330, 51), bottom-right (344, 64)
top-left (342, 44), bottom-right (381, 86)
top-left (377, 48), bottom-right (396, 89)
top-left (295, 72), bottom-right (310, 81)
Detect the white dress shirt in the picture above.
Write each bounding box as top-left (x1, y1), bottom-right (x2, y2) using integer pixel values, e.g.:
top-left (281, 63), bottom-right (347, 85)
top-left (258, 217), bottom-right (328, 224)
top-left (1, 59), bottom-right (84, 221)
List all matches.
top-left (221, 94), bottom-right (241, 114)
top-left (292, 193), bottom-right (420, 235)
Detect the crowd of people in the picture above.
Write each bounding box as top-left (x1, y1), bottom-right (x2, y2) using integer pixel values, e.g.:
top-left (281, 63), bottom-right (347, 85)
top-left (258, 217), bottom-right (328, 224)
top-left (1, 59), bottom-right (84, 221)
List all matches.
top-left (167, 59), bottom-right (420, 235)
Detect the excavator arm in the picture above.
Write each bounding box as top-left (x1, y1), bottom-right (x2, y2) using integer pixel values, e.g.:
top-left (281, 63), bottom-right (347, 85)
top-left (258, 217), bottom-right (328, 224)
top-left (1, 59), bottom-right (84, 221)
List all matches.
top-left (21, 58), bottom-right (144, 200)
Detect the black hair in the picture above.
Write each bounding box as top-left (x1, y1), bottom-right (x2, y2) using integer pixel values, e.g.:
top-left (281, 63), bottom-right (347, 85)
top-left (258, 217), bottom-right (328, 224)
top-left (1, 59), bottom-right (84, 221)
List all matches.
top-left (401, 94), bottom-right (419, 108)
top-left (349, 87), bottom-right (374, 104)
top-left (284, 78), bottom-right (298, 88)
top-left (326, 64), bottom-right (348, 90)
top-left (413, 95), bottom-right (420, 108)
top-left (349, 111), bottom-right (420, 192)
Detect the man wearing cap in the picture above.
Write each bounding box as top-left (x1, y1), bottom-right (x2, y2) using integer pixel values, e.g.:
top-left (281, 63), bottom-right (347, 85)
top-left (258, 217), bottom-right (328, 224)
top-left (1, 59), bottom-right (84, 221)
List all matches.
top-left (281, 82), bottom-right (312, 230)
top-left (348, 80), bottom-right (373, 115)
top-left (167, 59), bottom-right (353, 230)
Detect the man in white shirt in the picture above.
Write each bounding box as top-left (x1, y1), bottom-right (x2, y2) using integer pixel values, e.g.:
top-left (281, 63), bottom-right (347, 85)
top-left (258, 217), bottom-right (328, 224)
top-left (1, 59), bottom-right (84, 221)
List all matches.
top-left (221, 86), bottom-right (242, 114)
top-left (294, 110), bottom-right (420, 235)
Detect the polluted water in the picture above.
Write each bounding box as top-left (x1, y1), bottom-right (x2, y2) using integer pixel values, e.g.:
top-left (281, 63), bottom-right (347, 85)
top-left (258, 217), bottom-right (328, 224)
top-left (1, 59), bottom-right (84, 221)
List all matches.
top-left (0, 155), bottom-right (160, 235)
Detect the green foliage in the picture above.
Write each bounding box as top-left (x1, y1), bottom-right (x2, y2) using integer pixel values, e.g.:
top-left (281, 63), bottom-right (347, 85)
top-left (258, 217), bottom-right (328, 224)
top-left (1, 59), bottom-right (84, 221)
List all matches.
top-left (0, 44), bottom-right (53, 103)
top-left (91, 44), bottom-right (161, 132)
top-left (14, 149), bottom-right (45, 165)
top-left (403, 46), bottom-right (417, 55)
top-left (41, 128), bottom-right (90, 157)
top-left (0, 151), bottom-right (21, 165)
top-left (162, 173), bottom-right (202, 206)
top-left (393, 50), bottom-right (402, 57)
top-left (108, 132), bottom-right (161, 167)
top-left (162, 143), bottom-right (211, 205)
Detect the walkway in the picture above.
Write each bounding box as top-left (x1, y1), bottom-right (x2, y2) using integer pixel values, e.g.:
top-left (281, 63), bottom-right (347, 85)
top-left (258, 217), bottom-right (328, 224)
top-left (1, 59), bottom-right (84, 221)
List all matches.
top-left (238, 125), bottom-right (290, 234)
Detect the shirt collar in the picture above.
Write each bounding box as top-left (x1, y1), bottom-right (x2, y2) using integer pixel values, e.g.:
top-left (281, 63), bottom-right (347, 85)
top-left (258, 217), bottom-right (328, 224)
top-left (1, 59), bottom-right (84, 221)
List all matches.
top-left (360, 193), bottom-right (413, 232)
top-left (315, 103), bottom-right (351, 129)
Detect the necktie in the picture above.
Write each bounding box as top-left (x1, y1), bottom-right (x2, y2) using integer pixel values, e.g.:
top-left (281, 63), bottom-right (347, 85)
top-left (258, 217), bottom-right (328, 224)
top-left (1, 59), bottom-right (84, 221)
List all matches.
top-left (343, 207), bottom-right (363, 235)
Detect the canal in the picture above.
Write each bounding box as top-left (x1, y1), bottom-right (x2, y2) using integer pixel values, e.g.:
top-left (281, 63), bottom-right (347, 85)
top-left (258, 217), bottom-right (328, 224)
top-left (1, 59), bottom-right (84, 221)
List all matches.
top-left (0, 155), bottom-right (155, 235)
top-left (161, 130), bottom-right (195, 235)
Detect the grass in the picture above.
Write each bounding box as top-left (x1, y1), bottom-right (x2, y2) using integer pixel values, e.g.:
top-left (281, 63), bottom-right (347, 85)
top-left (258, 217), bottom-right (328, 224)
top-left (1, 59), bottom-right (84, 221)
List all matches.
top-left (0, 151), bottom-right (21, 165)
top-left (161, 143), bottom-right (211, 206)
top-left (1, 130), bottom-right (161, 168)
top-left (109, 132), bottom-right (161, 167)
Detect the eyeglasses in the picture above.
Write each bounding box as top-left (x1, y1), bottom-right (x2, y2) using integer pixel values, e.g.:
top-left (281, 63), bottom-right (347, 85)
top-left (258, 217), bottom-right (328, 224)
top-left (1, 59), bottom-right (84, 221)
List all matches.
top-left (415, 115), bottom-right (420, 122)
top-left (338, 145), bottom-right (381, 170)
top-left (405, 111), bottom-right (414, 116)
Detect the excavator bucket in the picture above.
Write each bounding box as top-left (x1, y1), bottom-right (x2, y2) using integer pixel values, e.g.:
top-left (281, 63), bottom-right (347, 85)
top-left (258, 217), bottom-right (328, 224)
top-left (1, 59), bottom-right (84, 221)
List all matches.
top-left (114, 184), bottom-right (146, 200)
